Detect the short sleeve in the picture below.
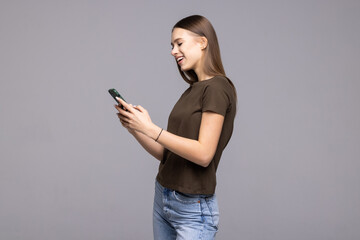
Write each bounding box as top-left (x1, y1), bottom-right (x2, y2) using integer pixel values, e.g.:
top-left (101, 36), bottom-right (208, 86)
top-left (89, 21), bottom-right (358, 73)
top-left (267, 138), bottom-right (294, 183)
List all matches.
top-left (202, 79), bottom-right (231, 116)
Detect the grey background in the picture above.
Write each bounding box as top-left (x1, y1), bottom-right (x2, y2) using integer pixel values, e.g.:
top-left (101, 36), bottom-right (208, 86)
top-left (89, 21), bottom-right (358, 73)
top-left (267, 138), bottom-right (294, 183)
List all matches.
top-left (1, 0), bottom-right (359, 239)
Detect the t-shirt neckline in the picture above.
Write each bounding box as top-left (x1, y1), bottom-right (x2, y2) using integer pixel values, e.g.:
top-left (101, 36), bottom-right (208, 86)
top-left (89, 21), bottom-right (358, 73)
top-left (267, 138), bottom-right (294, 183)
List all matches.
top-left (192, 76), bottom-right (218, 86)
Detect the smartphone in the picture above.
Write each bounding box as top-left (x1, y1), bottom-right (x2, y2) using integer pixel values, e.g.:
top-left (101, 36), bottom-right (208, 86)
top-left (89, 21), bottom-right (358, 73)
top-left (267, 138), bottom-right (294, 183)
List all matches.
top-left (108, 88), bottom-right (126, 110)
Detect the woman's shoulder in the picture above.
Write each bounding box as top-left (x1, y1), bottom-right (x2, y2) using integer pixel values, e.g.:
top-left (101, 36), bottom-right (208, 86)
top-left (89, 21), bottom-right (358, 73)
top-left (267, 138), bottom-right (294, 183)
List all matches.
top-left (193, 75), bottom-right (230, 87)
top-left (205, 75), bottom-right (234, 93)
top-left (210, 75), bottom-right (231, 85)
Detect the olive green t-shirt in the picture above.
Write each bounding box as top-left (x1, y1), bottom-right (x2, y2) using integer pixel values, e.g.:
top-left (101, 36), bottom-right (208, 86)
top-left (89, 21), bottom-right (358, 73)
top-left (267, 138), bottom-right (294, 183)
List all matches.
top-left (156, 75), bottom-right (237, 195)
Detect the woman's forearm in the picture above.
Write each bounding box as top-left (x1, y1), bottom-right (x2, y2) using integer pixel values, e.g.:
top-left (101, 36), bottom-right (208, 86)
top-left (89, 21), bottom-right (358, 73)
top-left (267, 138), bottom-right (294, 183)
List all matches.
top-left (146, 124), bottom-right (212, 167)
top-left (130, 129), bottom-right (164, 161)
top-left (145, 112), bottom-right (224, 168)
top-left (115, 101), bottom-right (221, 167)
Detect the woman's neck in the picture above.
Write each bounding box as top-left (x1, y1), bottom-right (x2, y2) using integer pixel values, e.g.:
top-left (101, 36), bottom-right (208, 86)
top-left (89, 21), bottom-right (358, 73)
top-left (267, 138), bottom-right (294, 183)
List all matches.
top-left (195, 70), bottom-right (214, 82)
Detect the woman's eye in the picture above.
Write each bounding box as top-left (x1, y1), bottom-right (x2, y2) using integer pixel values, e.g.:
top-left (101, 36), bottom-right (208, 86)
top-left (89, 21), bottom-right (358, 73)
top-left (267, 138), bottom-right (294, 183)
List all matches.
top-left (171, 43), bottom-right (182, 50)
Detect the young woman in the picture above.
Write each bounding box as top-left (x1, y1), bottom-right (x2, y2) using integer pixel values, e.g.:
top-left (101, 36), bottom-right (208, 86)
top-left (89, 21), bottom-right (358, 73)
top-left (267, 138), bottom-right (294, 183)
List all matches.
top-left (114, 15), bottom-right (237, 240)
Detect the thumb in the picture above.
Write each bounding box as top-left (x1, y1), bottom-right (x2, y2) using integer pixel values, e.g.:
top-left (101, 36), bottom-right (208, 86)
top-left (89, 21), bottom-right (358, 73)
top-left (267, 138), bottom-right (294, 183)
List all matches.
top-left (135, 105), bottom-right (146, 113)
top-left (116, 97), bottom-right (134, 112)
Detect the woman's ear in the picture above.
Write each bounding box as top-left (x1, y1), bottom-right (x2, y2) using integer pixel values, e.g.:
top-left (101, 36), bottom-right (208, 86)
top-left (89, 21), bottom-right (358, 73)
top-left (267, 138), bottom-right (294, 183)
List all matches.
top-left (199, 36), bottom-right (208, 50)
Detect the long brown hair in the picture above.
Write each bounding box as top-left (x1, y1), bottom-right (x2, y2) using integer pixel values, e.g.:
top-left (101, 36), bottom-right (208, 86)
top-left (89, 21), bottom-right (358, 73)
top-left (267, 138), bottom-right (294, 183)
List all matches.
top-left (172, 15), bottom-right (237, 107)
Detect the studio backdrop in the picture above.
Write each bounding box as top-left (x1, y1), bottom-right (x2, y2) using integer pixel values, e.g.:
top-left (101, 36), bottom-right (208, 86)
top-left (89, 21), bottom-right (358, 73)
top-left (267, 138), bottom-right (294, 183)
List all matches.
top-left (0, 0), bottom-right (359, 239)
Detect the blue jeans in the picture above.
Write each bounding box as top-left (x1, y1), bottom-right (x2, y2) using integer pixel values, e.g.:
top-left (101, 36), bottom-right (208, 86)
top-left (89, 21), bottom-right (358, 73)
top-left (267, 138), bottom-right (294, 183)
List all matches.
top-left (153, 180), bottom-right (219, 240)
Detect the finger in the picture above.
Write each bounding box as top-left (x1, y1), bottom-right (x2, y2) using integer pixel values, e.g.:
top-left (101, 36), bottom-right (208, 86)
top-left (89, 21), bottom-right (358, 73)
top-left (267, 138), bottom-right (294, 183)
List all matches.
top-left (133, 105), bottom-right (143, 112)
top-left (133, 105), bottom-right (141, 112)
top-left (120, 117), bottom-right (131, 128)
top-left (130, 103), bottom-right (141, 111)
top-left (120, 118), bottom-right (126, 126)
top-left (118, 116), bottom-right (129, 128)
top-left (135, 105), bottom-right (147, 113)
top-left (116, 97), bottom-right (135, 113)
top-left (114, 105), bottom-right (131, 117)
top-left (116, 112), bottom-right (130, 125)
top-left (114, 103), bottom-right (127, 112)
top-left (114, 104), bottom-right (123, 112)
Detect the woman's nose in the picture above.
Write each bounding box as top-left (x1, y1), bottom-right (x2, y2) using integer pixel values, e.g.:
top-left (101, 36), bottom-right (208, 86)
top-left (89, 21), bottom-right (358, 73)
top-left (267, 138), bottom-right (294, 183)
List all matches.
top-left (171, 47), bottom-right (178, 56)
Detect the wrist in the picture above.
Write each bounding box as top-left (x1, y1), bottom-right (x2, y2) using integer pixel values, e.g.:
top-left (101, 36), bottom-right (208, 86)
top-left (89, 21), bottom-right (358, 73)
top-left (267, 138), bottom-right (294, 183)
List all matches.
top-left (147, 123), bottom-right (163, 141)
top-left (127, 128), bottom-right (136, 135)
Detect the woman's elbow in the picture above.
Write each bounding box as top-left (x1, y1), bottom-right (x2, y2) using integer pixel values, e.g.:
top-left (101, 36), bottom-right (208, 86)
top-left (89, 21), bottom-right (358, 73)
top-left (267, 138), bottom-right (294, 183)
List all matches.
top-left (156, 151), bottom-right (164, 161)
top-left (198, 153), bottom-right (215, 168)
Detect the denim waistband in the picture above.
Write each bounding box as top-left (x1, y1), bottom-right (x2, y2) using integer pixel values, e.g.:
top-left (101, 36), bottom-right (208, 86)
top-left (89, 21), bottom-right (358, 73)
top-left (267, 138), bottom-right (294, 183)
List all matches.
top-left (155, 179), bottom-right (214, 198)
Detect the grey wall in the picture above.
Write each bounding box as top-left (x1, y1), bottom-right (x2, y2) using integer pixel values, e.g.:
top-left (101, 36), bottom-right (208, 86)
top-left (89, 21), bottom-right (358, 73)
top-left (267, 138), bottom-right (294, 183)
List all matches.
top-left (1, 0), bottom-right (359, 239)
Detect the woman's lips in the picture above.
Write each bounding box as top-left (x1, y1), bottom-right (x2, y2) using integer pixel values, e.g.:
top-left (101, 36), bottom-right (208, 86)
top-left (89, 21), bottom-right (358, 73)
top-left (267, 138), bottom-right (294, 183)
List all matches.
top-left (177, 57), bottom-right (184, 65)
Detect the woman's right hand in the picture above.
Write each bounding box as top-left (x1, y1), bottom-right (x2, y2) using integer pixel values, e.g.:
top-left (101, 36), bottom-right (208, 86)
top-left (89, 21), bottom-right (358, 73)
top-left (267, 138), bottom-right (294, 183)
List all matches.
top-left (116, 103), bottom-right (137, 135)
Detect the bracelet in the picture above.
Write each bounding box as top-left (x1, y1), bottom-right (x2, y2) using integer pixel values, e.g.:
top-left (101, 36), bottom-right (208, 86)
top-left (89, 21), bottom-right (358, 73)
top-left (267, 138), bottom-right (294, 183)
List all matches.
top-left (155, 128), bottom-right (163, 142)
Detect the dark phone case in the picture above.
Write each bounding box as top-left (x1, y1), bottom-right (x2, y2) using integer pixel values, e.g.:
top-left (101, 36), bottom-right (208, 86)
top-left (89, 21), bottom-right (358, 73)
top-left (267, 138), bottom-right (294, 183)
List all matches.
top-left (108, 88), bottom-right (126, 110)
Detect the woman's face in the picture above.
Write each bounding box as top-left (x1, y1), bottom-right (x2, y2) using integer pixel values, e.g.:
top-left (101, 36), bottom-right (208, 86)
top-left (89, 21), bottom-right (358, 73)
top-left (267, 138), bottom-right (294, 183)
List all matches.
top-left (171, 28), bottom-right (206, 72)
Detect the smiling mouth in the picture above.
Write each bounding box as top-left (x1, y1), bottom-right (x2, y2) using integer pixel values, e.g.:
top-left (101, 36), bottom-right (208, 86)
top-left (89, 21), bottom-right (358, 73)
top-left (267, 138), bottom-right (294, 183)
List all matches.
top-left (177, 57), bottom-right (184, 64)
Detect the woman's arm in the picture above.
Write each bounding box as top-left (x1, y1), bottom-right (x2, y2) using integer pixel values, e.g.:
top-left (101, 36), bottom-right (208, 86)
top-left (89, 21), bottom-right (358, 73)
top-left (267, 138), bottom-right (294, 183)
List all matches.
top-left (116, 108), bottom-right (164, 161)
top-left (147, 112), bottom-right (224, 167)
top-left (129, 130), bottom-right (164, 161)
top-left (115, 99), bottom-right (224, 168)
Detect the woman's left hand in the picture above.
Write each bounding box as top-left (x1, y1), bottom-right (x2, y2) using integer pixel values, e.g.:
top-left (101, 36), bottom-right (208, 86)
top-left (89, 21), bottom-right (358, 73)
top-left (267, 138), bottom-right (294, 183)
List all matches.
top-left (114, 97), bottom-right (154, 136)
